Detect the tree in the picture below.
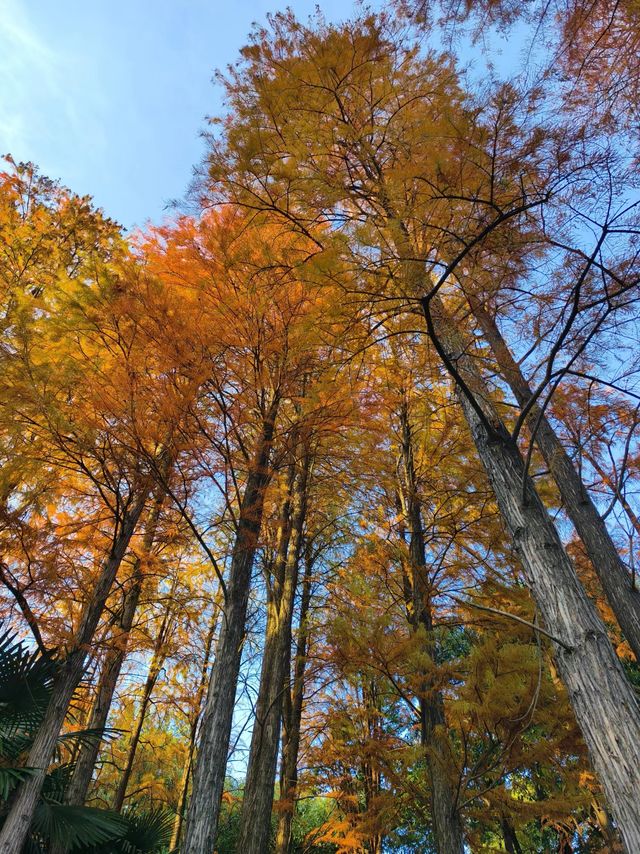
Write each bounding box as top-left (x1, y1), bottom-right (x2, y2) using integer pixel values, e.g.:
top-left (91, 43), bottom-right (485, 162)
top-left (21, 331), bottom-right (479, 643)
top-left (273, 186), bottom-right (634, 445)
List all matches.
top-left (196, 12), bottom-right (640, 846)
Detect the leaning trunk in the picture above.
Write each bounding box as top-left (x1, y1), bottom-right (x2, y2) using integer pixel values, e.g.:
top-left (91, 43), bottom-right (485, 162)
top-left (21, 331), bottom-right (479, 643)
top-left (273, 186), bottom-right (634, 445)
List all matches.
top-left (422, 291), bottom-right (640, 851)
top-left (0, 489), bottom-right (149, 854)
top-left (468, 294), bottom-right (640, 661)
top-left (182, 399), bottom-right (279, 854)
top-left (237, 450), bottom-right (310, 854)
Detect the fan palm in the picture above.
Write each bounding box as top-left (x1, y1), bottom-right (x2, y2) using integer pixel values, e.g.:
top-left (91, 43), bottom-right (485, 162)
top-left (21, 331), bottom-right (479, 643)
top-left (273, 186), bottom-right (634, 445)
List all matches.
top-left (0, 628), bottom-right (172, 853)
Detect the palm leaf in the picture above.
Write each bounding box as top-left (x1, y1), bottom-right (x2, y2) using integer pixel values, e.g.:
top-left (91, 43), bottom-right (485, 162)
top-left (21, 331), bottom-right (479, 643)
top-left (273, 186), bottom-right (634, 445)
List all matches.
top-left (119, 806), bottom-right (174, 854)
top-left (41, 763), bottom-right (75, 804)
top-left (0, 627), bottom-right (58, 747)
top-left (55, 727), bottom-right (122, 759)
top-left (31, 802), bottom-right (128, 851)
top-left (0, 765), bottom-right (38, 801)
top-left (83, 806), bottom-right (174, 854)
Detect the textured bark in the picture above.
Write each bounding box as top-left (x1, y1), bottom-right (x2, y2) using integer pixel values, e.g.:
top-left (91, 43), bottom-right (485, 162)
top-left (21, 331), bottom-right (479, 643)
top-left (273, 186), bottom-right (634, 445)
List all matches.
top-left (182, 399), bottom-right (279, 854)
top-left (65, 492), bottom-right (165, 808)
top-left (469, 295), bottom-right (640, 661)
top-left (423, 292), bottom-right (640, 851)
top-left (169, 602), bottom-right (220, 851)
top-left (396, 396), bottom-right (466, 854)
top-left (274, 544), bottom-right (313, 854)
top-left (237, 449), bottom-right (310, 854)
top-left (0, 489), bottom-right (149, 854)
top-left (112, 575), bottom-right (178, 812)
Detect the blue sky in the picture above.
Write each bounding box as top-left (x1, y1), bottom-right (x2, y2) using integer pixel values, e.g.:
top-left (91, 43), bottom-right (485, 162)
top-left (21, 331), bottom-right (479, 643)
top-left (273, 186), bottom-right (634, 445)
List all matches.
top-left (0, 0), bottom-right (362, 230)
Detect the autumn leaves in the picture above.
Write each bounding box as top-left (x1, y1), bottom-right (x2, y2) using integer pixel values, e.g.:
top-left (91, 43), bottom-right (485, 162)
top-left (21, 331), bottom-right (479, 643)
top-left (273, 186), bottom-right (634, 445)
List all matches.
top-left (2, 3), bottom-right (640, 852)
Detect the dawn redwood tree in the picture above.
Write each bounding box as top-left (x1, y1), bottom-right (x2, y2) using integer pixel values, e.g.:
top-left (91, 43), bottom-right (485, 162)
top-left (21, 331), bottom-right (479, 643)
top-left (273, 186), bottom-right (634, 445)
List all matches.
top-left (395, 390), bottom-right (465, 854)
top-left (0, 169), bottom-right (206, 851)
top-left (63, 489), bottom-right (167, 809)
top-left (274, 539), bottom-right (314, 854)
top-left (236, 439), bottom-right (311, 854)
top-left (463, 290), bottom-right (640, 661)
top-left (237, 358), bottom-right (355, 852)
top-left (143, 212), bottom-right (336, 854)
top-left (197, 13), bottom-right (640, 847)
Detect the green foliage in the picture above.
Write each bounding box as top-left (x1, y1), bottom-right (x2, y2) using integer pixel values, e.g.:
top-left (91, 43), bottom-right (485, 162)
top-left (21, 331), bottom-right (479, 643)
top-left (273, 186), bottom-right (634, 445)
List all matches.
top-left (0, 628), bottom-right (57, 748)
top-left (0, 628), bottom-right (171, 853)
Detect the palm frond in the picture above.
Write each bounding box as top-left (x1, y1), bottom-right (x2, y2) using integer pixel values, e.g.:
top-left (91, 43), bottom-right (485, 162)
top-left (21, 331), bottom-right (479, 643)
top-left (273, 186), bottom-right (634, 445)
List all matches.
top-left (82, 805), bottom-right (175, 854)
top-left (0, 627), bottom-right (58, 747)
top-left (54, 728), bottom-right (122, 763)
top-left (31, 802), bottom-right (128, 852)
top-left (0, 765), bottom-right (38, 801)
top-left (119, 806), bottom-right (174, 854)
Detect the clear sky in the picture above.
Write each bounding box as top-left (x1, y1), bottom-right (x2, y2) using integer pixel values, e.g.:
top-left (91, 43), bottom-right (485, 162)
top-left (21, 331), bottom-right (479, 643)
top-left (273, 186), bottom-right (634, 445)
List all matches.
top-left (0, 0), bottom-right (363, 230)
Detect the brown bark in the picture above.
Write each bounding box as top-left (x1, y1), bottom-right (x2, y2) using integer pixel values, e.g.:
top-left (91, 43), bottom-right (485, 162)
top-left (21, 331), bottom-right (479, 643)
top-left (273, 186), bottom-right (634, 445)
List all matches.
top-left (274, 542), bottom-right (313, 854)
top-left (236, 448), bottom-right (310, 854)
top-left (468, 294), bottom-right (640, 661)
top-left (422, 291), bottom-right (640, 851)
top-left (396, 395), bottom-right (466, 854)
top-left (0, 488), bottom-right (149, 854)
top-left (182, 398), bottom-right (279, 854)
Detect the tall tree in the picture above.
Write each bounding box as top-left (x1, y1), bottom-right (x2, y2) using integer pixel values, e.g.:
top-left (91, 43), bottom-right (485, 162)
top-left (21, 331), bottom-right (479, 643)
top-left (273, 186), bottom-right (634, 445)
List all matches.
top-left (198, 13), bottom-right (640, 846)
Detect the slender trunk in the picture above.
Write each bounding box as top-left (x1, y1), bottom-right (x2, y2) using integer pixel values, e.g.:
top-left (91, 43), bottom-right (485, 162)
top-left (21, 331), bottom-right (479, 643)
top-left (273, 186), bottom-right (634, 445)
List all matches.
top-left (501, 817), bottom-right (524, 854)
top-left (237, 449), bottom-right (310, 854)
top-left (362, 680), bottom-right (384, 854)
top-left (0, 489), bottom-right (149, 854)
top-left (396, 396), bottom-right (465, 854)
top-left (468, 295), bottom-right (640, 661)
top-left (65, 492), bottom-right (166, 807)
top-left (583, 451), bottom-right (640, 541)
top-left (112, 578), bottom-right (178, 812)
top-left (169, 600), bottom-right (221, 851)
top-left (182, 399), bottom-right (279, 854)
top-left (422, 291), bottom-right (640, 851)
top-left (66, 575), bottom-right (142, 805)
top-left (274, 543), bottom-right (313, 854)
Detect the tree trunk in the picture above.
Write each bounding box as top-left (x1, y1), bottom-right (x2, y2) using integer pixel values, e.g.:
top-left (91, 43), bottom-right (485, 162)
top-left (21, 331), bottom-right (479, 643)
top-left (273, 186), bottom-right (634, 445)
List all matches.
top-left (182, 399), bottom-right (279, 854)
top-left (274, 542), bottom-right (313, 854)
top-left (396, 395), bottom-right (466, 854)
top-left (169, 600), bottom-right (221, 851)
top-left (0, 489), bottom-right (149, 854)
top-left (65, 492), bottom-right (166, 808)
top-left (501, 817), bottom-right (524, 854)
top-left (362, 679), bottom-right (384, 854)
top-left (237, 449), bottom-right (310, 854)
top-left (468, 294), bottom-right (640, 661)
top-left (422, 291), bottom-right (640, 851)
top-left (112, 574), bottom-right (178, 812)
